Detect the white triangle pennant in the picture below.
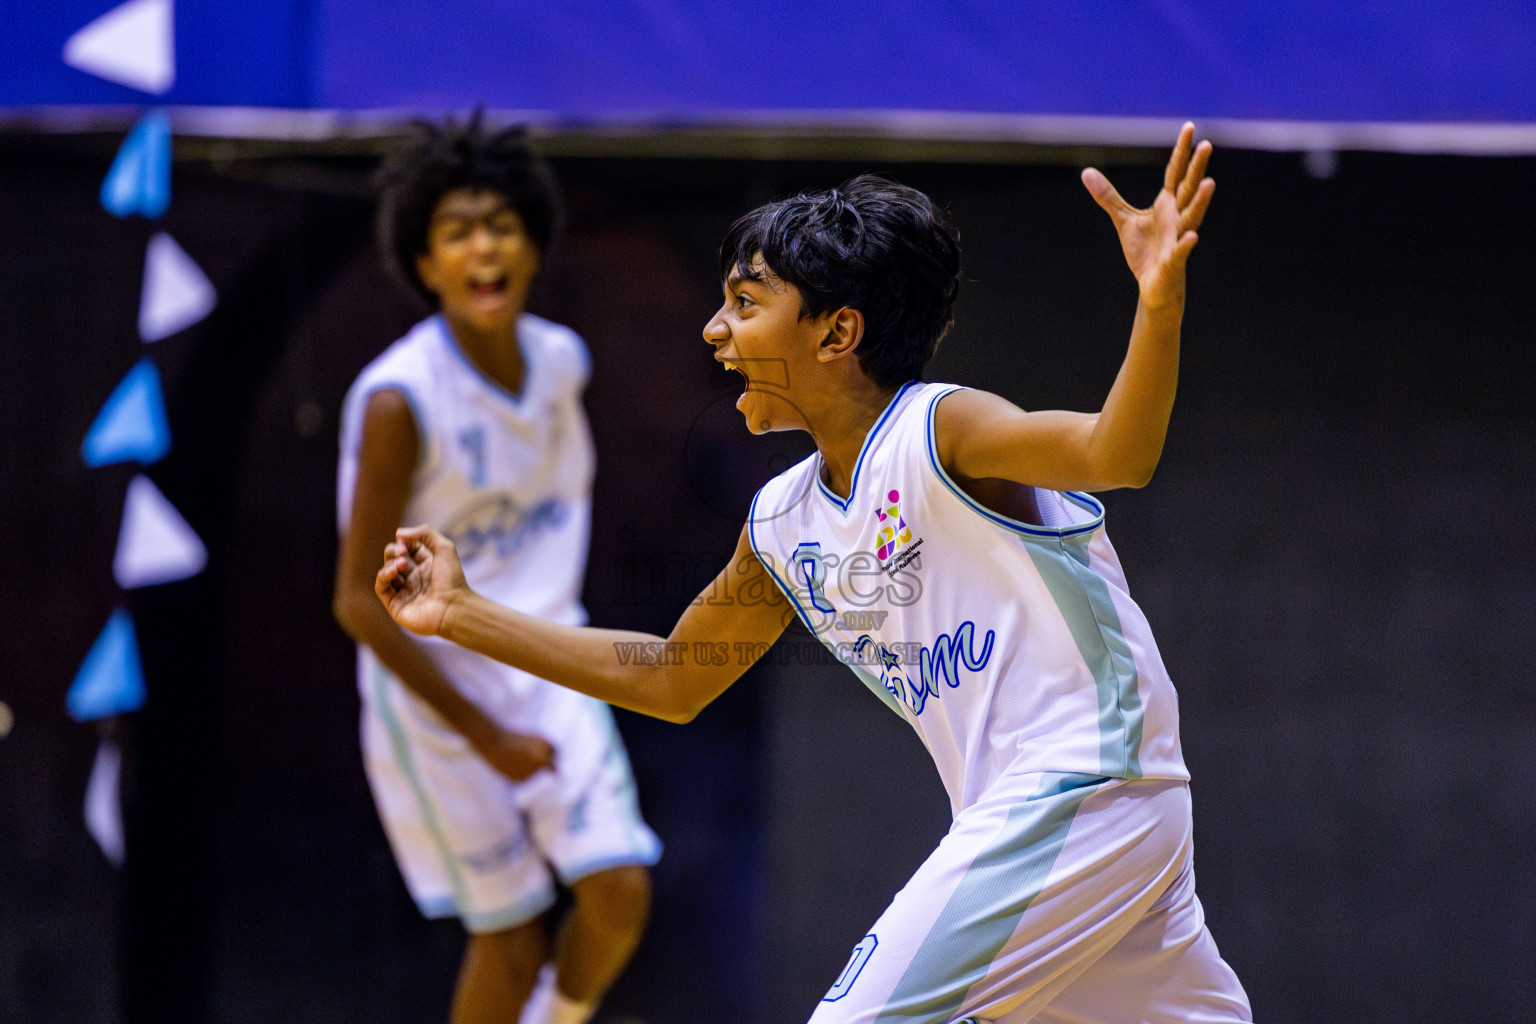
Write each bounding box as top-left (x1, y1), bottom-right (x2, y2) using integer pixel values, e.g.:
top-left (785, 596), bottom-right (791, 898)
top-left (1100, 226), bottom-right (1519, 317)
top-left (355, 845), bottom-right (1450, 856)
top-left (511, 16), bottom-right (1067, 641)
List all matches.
top-left (63, 0), bottom-right (176, 95)
top-left (114, 474), bottom-right (207, 588)
top-left (84, 736), bottom-right (126, 866)
top-left (139, 232), bottom-right (215, 342)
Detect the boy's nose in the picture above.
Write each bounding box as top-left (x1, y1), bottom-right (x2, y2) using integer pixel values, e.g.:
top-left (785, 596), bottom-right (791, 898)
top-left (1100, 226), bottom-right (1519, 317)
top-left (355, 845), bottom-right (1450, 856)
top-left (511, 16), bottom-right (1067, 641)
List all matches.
top-left (702, 312), bottom-right (728, 344)
top-left (469, 225), bottom-right (497, 253)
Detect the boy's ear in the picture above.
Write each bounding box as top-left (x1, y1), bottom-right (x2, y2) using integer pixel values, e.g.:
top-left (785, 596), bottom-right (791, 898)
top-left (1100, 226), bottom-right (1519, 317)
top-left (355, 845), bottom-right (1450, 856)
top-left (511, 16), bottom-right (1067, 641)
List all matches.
top-left (817, 307), bottom-right (865, 362)
top-left (414, 251), bottom-right (442, 297)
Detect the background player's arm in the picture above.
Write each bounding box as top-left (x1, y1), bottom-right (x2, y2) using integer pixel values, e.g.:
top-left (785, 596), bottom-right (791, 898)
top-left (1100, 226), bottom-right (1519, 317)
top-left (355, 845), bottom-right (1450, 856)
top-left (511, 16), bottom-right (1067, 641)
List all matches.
top-left (935, 123), bottom-right (1215, 493)
top-left (376, 522), bottom-right (791, 723)
top-left (332, 388), bottom-right (553, 779)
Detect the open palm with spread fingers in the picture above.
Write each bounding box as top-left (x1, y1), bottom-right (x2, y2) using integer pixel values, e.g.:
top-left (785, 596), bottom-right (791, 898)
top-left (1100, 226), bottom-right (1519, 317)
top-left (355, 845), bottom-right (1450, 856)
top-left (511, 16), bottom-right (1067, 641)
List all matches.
top-left (1082, 122), bottom-right (1215, 309)
top-left (375, 524), bottom-right (467, 637)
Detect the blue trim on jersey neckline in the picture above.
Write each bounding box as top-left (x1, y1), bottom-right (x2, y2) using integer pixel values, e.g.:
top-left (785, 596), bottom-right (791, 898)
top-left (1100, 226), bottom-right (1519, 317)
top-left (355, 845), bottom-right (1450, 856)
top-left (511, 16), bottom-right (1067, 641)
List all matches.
top-left (815, 380), bottom-right (920, 515)
top-left (924, 387), bottom-right (1105, 539)
top-left (433, 313), bottom-right (533, 408)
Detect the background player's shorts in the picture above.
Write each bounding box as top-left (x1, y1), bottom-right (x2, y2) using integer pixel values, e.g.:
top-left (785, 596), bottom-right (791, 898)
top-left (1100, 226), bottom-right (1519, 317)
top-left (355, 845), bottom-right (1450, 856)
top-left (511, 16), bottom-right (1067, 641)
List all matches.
top-left (808, 774), bottom-right (1250, 1024)
top-left (360, 661), bottom-right (661, 935)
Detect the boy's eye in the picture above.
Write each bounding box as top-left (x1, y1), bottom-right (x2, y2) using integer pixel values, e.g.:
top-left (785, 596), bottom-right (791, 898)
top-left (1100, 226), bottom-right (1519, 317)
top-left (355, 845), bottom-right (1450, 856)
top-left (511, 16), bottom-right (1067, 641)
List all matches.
top-left (736, 293), bottom-right (753, 308)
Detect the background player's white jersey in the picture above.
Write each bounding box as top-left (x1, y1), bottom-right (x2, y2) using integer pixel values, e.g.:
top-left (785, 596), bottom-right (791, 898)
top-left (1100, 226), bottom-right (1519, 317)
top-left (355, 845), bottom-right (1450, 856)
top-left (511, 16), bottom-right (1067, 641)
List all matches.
top-left (338, 313), bottom-right (597, 745)
top-left (338, 314), bottom-right (658, 927)
top-left (749, 382), bottom-right (1188, 815)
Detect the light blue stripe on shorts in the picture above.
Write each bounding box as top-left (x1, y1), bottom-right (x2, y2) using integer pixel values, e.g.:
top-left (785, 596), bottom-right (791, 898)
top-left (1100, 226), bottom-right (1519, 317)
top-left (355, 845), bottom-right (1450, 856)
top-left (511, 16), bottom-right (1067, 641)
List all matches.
top-left (874, 773), bottom-right (1109, 1024)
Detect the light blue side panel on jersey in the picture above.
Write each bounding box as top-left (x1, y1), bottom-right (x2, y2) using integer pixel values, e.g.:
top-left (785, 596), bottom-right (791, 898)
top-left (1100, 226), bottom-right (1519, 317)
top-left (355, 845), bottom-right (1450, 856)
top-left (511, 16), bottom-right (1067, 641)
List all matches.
top-left (1022, 541), bottom-right (1145, 779)
top-left (874, 773), bottom-right (1105, 1023)
top-left (921, 389), bottom-right (1143, 778)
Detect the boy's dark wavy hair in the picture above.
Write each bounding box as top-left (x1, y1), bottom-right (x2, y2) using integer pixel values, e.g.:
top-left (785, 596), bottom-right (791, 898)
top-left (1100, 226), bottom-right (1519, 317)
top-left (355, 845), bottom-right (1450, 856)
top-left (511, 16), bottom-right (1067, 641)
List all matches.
top-left (718, 174), bottom-right (962, 389)
top-left (374, 113), bottom-right (563, 307)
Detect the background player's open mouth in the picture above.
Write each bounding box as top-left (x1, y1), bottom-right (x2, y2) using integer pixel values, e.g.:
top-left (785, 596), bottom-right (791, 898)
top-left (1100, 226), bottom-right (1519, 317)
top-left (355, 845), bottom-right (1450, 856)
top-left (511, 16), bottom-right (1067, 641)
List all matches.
top-left (472, 276), bottom-right (507, 296)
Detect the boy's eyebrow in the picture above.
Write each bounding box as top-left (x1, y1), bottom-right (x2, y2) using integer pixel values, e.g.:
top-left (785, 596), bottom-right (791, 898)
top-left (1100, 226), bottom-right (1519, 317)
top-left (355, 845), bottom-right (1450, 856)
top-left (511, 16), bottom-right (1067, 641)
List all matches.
top-left (430, 200), bottom-right (513, 224)
top-left (725, 264), bottom-right (783, 292)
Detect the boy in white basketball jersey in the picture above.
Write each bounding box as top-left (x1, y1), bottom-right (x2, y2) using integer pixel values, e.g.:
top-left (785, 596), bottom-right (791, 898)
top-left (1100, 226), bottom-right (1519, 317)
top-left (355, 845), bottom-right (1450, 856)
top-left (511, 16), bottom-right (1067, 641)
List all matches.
top-left (374, 125), bottom-right (1251, 1024)
top-left (333, 118), bottom-right (659, 1024)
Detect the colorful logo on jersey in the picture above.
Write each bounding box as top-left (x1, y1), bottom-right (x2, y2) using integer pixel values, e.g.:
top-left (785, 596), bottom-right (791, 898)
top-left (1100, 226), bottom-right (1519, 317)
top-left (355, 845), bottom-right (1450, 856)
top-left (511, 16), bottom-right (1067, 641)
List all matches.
top-left (874, 489), bottom-right (913, 561)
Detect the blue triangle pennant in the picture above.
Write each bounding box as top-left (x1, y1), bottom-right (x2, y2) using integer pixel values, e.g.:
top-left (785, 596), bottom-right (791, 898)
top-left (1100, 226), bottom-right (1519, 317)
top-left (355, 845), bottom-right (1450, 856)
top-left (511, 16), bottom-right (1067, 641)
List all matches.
top-left (82, 359), bottom-right (171, 467)
top-left (68, 610), bottom-right (147, 721)
top-left (100, 109), bottom-right (171, 218)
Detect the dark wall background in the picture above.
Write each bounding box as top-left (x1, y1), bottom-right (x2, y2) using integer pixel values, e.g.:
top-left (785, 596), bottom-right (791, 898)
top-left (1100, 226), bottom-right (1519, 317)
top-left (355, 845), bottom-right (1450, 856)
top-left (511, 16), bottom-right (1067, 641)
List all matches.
top-left (0, 135), bottom-right (1532, 1024)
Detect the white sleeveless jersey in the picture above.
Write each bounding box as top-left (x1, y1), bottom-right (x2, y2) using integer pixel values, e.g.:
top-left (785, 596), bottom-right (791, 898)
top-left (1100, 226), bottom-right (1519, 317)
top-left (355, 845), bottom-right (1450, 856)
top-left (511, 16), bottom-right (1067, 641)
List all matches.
top-left (338, 313), bottom-right (596, 732)
top-left (749, 382), bottom-right (1188, 815)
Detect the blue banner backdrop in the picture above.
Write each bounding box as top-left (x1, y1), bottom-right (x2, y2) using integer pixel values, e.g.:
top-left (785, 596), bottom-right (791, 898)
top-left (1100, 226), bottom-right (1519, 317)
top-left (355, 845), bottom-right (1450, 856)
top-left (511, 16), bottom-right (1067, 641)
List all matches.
top-left (4, 1), bottom-right (1535, 122)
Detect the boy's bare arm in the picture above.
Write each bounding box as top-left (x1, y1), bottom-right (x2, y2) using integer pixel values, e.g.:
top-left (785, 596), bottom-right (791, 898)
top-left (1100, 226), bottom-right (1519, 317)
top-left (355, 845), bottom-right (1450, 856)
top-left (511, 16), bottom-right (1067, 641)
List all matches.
top-left (936, 123), bottom-right (1215, 493)
top-left (334, 389), bottom-right (553, 779)
top-left (377, 521), bottom-right (792, 723)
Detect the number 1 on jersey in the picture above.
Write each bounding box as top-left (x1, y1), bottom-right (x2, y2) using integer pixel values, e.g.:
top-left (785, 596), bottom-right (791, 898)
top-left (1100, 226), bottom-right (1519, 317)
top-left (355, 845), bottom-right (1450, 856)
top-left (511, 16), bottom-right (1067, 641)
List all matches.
top-left (458, 427), bottom-right (487, 486)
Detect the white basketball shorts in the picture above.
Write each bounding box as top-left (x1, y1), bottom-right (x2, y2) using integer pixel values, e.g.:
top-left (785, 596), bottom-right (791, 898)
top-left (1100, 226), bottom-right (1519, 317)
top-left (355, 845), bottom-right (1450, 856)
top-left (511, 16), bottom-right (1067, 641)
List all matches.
top-left (360, 659), bottom-right (661, 934)
top-left (808, 774), bottom-right (1251, 1024)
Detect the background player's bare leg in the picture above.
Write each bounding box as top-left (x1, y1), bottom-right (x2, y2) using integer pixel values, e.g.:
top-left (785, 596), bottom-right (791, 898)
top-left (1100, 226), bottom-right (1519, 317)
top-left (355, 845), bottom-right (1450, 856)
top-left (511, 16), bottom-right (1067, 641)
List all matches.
top-left (451, 917), bottom-right (547, 1024)
top-left (551, 865), bottom-right (651, 1014)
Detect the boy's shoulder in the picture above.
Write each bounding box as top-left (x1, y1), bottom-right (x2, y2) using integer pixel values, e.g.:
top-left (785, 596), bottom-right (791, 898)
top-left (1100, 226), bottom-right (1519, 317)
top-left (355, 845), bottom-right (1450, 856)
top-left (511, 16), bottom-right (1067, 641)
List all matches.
top-left (519, 313), bottom-right (590, 385)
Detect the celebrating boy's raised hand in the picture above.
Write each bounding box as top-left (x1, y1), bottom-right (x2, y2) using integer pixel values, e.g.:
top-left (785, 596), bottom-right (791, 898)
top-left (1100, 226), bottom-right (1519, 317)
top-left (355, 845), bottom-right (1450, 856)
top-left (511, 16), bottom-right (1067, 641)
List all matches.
top-left (375, 524), bottom-right (466, 638)
top-left (1082, 122), bottom-right (1215, 310)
